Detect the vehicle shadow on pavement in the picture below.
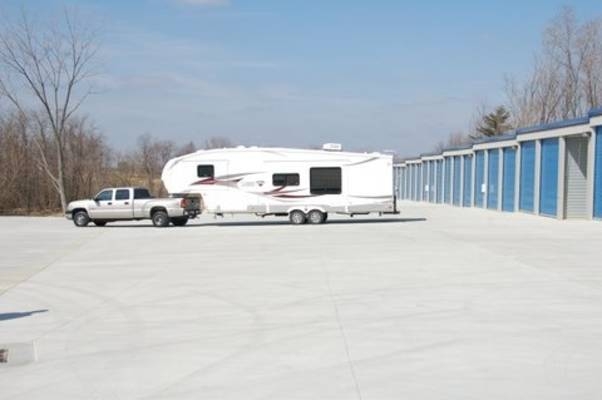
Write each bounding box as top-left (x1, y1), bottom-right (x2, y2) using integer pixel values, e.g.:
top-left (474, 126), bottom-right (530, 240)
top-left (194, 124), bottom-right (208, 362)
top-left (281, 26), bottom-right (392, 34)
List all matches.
top-left (200, 217), bottom-right (427, 227)
top-left (0, 309), bottom-right (48, 322)
top-left (97, 217), bottom-right (427, 228)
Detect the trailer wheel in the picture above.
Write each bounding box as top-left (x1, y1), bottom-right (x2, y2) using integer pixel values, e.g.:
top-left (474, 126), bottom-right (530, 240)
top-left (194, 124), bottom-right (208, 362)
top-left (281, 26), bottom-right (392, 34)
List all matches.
top-left (73, 210), bottom-right (90, 227)
top-left (152, 210), bottom-right (170, 227)
top-left (171, 217), bottom-right (189, 226)
top-left (289, 210), bottom-right (306, 225)
top-left (307, 209), bottom-right (325, 224)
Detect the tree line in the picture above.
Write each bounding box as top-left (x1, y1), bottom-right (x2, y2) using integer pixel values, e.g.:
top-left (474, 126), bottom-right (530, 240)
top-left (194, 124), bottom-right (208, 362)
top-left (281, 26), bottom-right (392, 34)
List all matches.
top-left (0, 111), bottom-right (232, 214)
top-left (0, 9), bottom-right (232, 214)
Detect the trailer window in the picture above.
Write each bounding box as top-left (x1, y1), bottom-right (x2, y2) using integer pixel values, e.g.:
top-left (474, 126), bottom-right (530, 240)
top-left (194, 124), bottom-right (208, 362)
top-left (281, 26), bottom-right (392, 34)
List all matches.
top-left (197, 165), bottom-right (214, 178)
top-left (134, 188), bottom-right (152, 199)
top-left (272, 173), bottom-right (300, 186)
top-left (115, 189), bottom-right (130, 200)
top-left (310, 167), bottom-right (341, 194)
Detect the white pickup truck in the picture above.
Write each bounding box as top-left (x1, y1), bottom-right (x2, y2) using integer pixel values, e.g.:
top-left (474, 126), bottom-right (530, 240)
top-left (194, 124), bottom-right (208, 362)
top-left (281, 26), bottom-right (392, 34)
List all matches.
top-left (65, 187), bottom-right (201, 227)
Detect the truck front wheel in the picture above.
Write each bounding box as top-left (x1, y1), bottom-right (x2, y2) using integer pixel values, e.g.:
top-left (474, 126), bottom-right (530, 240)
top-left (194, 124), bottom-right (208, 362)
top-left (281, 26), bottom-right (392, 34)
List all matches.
top-left (171, 217), bottom-right (189, 226)
top-left (152, 211), bottom-right (170, 227)
top-left (73, 210), bottom-right (90, 227)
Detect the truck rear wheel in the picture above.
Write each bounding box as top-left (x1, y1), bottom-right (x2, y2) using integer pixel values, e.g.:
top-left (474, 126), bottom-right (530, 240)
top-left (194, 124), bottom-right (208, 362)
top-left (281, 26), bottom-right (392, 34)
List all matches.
top-left (152, 211), bottom-right (169, 227)
top-left (73, 210), bottom-right (90, 227)
top-left (171, 217), bottom-right (189, 226)
top-left (307, 209), bottom-right (325, 224)
top-left (289, 210), bottom-right (306, 225)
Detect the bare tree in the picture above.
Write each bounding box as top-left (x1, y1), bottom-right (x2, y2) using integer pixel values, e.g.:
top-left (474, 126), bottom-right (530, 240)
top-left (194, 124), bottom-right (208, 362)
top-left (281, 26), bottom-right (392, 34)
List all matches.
top-left (506, 7), bottom-right (602, 127)
top-left (204, 136), bottom-right (234, 149)
top-left (137, 134), bottom-right (175, 195)
top-left (175, 141), bottom-right (197, 156)
top-left (0, 9), bottom-right (100, 211)
top-left (434, 131), bottom-right (472, 153)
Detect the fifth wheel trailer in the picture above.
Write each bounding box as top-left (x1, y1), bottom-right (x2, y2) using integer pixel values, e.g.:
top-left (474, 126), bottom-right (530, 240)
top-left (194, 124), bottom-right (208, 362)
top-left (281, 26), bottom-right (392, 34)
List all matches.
top-left (161, 146), bottom-right (396, 224)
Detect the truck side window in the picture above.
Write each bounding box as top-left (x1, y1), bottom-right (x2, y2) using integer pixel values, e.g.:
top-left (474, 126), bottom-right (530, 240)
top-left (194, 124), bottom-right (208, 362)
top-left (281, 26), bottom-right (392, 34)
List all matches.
top-left (272, 173), bottom-right (300, 186)
top-left (310, 167), bottom-right (342, 194)
top-left (115, 189), bottom-right (130, 200)
top-left (134, 188), bottom-right (152, 199)
top-left (197, 165), bottom-right (214, 178)
top-left (95, 190), bottom-right (113, 201)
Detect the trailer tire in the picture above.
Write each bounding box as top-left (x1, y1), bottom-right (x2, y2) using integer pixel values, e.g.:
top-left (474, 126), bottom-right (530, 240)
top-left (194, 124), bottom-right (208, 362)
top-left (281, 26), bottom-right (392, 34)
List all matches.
top-left (289, 210), bottom-right (306, 225)
top-left (152, 210), bottom-right (170, 227)
top-left (307, 209), bottom-right (325, 224)
top-left (93, 221), bottom-right (107, 227)
top-left (171, 217), bottom-right (189, 226)
top-left (73, 210), bottom-right (90, 227)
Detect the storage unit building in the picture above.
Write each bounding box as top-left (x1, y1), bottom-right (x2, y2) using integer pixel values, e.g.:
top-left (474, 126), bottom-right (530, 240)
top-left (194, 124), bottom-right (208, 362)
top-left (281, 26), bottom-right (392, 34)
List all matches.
top-left (474, 150), bottom-right (486, 208)
top-left (593, 109), bottom-right (602, 218)
top-left (436, 158), bottom-right (444, 203)
top-left (516, 114), bottom-right (597, 219)
top-left (420, 154), bottom-right (442, 203)
top-left (442, 146), bottom-right (473, 207)
top-left (400, 107), bottom-right (602, 220)
top-left (473, 134), bottom-right (518, 212)
top-left (462, 153), bottom-right (473, 207)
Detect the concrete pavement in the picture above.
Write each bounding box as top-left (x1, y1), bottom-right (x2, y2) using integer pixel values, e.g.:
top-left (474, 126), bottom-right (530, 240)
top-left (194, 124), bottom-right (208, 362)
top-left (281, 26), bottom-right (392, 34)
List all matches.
top-left (1, 203), bottom-right (602, 399)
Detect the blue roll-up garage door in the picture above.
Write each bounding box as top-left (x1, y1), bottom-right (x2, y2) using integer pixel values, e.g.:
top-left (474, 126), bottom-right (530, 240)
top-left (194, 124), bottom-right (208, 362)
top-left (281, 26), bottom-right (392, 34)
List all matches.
top-left (502, 147), bottom-right (516, 212)
top-left (429, 161), bottom-right (436, 202)
top-left (520, 141), bottom-right (536, 212)
top-left (595, 127), bottom-right (602, 218)
top-left (475, 151), bottom-right (485, 207)
top-left (436, 160), bottom-right (443, 203)
top-left (463, 155), bottom-right (472, 206)
top-left (540, 138), bottom-right (559, 216)
top-left (453, 156), bottom-right (461, 205)
top-left (408, 165), bottom-right (413, 200)
top-left (487, 149), bottom-right (499, 209)
top-left (421, 163), bottom-right (428, 201)
top-left (413, 164), bottom-right (418, 201)
top-left (444, 158), bottom-right (451, 203)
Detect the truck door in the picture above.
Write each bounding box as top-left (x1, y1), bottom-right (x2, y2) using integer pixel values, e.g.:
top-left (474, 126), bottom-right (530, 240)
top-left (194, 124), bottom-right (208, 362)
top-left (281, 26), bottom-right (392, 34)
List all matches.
top-left (112, 188), bottom-right (134, 219)
top-left (88, 189), bottom-right (115, 219)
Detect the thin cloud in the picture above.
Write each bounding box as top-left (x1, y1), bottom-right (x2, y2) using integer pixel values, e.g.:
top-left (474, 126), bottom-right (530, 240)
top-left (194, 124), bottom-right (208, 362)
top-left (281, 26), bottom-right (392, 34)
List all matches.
top-left (174, 0), bottom-right (230, 6)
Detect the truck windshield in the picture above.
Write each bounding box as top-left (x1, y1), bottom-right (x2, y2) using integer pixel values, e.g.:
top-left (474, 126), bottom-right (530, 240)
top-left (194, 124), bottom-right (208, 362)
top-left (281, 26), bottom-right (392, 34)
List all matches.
top-left (134, 188), bottom-right (152, 199)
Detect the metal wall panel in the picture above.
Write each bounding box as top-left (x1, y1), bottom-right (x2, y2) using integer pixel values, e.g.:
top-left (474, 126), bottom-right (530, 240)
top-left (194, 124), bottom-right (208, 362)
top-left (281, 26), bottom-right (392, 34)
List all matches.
top-left (487, 149), bottom-right (500, 209)
top-left (539, 138), bottom-right (559, 216)
top-left (564, 136), bottom-right (588, 218)
top-left (453, 156), bottom-right (461, 205)
top-left (463, 155), bottom-right (472, 207)
top-left (443, 157), bottom-right (452, 203)
top-left (436, 160), bottom-right (443, 203)
top-left (502, 148), bottom-right (516, 212)
top-left (520, 141), bottom-right (536, 212)
top-left (595, 127), bottom-right (602, 218)
top-left (475, 151), bottom-right (485, 207)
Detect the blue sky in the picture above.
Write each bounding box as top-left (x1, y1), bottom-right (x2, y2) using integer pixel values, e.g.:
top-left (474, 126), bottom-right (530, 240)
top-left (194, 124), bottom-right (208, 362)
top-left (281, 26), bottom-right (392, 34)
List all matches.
top-left (3, 0), bottom-right (601, 156)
